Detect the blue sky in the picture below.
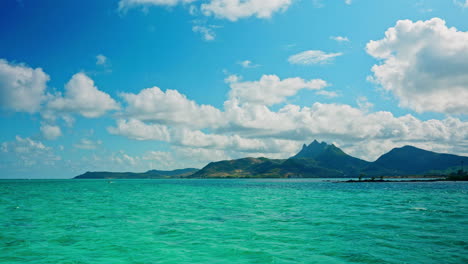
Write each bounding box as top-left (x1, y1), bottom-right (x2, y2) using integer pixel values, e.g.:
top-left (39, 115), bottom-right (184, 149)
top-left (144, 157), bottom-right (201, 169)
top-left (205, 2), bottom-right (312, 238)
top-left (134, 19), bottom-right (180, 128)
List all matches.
top-left (1, 0), bottom-right (467, 178)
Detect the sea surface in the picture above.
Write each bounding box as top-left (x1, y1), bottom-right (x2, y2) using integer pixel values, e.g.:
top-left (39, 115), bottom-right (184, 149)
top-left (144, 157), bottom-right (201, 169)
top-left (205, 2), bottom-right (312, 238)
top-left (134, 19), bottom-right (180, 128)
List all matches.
top-left (0, 179), bottom-right (467, 264)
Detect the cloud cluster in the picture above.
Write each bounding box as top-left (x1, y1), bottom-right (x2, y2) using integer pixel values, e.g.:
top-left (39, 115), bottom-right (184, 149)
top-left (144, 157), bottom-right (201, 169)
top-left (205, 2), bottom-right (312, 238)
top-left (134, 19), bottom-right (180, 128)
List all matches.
top-left (119, 0), bottom-right (292, 21)
top-left (108, 72), bottom-right (468, 162)
top-left (1, 136), bottom-right (60, 168)
top-left (367, 18), bottom-right (468, 114)
top-left (0, 59), bottom-right (49, 113)
top-left (0, 59), bottom-right (119, 120)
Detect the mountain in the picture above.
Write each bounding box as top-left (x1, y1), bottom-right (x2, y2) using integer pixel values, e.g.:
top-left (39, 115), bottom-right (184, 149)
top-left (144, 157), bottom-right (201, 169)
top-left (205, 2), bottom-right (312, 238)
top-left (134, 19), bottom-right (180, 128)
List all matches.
top-left (291, 140), bottom-right (370, 176)
top-left (73, 141), bottom-right (468, 179)
top-left (192, 141), bottom-right (467, 178)
top-left (74, 168), bottom-right (199, 179)
top-left (191, 141), bottom-right (366, 178)
top-left (293, 140), bottom-right (330, 159)
top-left (365, 145), bottom-right (468, 176)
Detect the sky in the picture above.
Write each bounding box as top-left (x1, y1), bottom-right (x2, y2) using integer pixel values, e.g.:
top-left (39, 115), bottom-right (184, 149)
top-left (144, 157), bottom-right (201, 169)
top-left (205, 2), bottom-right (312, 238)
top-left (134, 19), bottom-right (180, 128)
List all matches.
top-left (0, 0), bottom-right (467, 178)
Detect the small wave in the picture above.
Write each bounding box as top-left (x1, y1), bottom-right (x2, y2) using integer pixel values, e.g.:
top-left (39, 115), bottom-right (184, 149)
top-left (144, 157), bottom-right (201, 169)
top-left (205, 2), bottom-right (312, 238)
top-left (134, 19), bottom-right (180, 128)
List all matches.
top-left (411, 207), bottom-right (428, 211)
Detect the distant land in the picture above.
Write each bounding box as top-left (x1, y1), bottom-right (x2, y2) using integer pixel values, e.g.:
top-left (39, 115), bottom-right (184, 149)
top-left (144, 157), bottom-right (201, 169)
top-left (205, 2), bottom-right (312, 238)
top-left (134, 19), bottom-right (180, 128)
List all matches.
top-left (74, 168), bottom-right (199, 179)
top-left (74, 140), bottom-right (468, 179)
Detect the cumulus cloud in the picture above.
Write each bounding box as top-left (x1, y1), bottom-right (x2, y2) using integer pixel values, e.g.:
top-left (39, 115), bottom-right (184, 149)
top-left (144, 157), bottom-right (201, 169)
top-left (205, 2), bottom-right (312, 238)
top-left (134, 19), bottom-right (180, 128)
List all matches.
top-left (201, 0), bottom-right (292, 21)
top-left (226, 74), bottom-right (329, 105)
top-left (40, 124), bottom-right (62, 140)
top-left (366, 18), bottom-right (468, 114)
top-left (108, 119), bottom-right (171, 141)
top-left (47, 73), bottom-right (120, 118)
top-left (288, 50), bottom-right (343, 65)
top-left (120, 86), bottom-right (224, 129)
top-left (0, 59), bottom-right (50, 113)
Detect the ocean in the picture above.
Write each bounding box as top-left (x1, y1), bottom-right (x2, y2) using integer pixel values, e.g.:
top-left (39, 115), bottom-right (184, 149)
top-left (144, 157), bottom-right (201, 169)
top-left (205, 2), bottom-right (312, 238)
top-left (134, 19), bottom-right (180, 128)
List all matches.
top-left (0, 179), bottom-right (467, 263)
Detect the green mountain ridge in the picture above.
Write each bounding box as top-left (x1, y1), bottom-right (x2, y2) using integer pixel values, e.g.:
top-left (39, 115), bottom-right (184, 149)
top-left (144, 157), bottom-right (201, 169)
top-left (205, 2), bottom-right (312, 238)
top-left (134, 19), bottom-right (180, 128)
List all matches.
top-left (74, 141), bottom-right (467, 179)
top-left (191, 141), bottom-right (468, 178)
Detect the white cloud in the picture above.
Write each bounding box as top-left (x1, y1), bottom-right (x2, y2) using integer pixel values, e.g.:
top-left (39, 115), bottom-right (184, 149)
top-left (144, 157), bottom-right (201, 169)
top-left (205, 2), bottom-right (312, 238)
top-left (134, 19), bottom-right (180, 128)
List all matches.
top-left (173, 146), bottom-right (230, 164)
top-left (288, 50), bottom-right (343, 65)
top-left (2, 136), bottom-right (48, 153)
top-left (227, 74), bottom-right (329, 105)
top-left (96, 54), bottom-right (107, 65)
top-left (239, 60), bottom-right (259, 68)
top-left (0, 59), bottom-right (50, 113)
top-left (330, 36), bottom-right (350, 42)
top-left (74, 138), bottom-right (103, 150)
top-left (40, 124), bottom-right (62, 140)
top-left (356, 96), bottom-right (373, 112)
top-left (120, 86), bottom-right (224, 129)
top-left (313, 0), bottom-right (352, 8)
top-left (316, 90), bottom-right (339, 98)
top-left (110, 97), bottom-right (468, 161)
top-left (108, 119), bottom-right (171, 141)
top-left (366, 18), bottom-right (468, 114)
top-left (108, 73), bottom-right (468, 162)
top-left (118, 0), bottom-right (196, 10)
top-left (192, 25), bottom-right (216, 41)
top-left (201, 0), bottom-right (292, 21)
top-left (454, 0), bottom-right (468, 8)
top-left (108, 119), bottom-right (301, 155)
top-left (1, 136), bottom-right (60, 168)
top-left (143, 150), bottom-right (173, 163)
top-left (47, 73), bottom-right (120, 118)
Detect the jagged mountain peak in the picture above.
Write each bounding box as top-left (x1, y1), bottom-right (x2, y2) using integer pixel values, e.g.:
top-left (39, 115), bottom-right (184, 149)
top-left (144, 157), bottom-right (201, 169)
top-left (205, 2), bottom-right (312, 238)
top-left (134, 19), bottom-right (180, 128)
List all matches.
top-left (293, 140), bottom-right (344, 159)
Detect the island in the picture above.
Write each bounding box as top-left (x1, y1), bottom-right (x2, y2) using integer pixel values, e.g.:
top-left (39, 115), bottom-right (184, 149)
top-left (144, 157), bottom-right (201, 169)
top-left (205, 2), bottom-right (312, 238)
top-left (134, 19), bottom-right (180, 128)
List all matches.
top-left (74, 140), bottom-right (468, 180)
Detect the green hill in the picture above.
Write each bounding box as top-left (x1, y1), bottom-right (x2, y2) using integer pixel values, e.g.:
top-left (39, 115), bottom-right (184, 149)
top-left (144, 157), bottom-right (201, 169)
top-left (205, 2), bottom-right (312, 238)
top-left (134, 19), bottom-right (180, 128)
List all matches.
top-left (366, 145), bottom-right (468, 176)
top-left (190, 156), bottom-right (343, 178)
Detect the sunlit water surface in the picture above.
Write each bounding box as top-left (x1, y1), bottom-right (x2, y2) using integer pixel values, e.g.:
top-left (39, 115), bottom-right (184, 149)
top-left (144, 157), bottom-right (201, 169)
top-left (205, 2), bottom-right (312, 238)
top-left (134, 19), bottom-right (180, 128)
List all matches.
top-left (1, 179), bottom-right (467, 264)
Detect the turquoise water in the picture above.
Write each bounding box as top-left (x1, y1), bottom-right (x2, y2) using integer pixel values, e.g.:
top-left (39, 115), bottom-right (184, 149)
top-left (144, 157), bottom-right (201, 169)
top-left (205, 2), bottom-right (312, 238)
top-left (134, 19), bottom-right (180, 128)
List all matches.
top-left (0, 179), bottom-right (467, 264)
